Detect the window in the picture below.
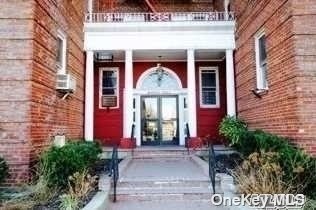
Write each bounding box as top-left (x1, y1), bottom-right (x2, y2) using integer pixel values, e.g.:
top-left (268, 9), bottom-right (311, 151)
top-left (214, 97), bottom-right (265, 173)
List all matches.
top-left (255, 32), bottom-right (268, 90)
top-left (199, 67), bottom-right (220, 108)
top-left (56, 30), bottom-right (67, 73)
top-left (99, 68), bottom-right (119, 109)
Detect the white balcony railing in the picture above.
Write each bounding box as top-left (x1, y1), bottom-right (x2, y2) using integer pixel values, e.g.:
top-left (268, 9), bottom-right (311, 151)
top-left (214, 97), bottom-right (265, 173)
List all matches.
top-left (85, 12), bottom-right (235, 23)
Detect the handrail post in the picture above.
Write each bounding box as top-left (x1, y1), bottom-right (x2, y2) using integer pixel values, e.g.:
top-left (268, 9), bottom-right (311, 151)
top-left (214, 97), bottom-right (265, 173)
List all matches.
top-left (131, 124), bottom-right (135, 156)
top-left (209, 144), bottom-right (216, 194)
top-left (185, 123), bottom-right (190, 155)
top-left (109, 146), bottom-right (119, 202)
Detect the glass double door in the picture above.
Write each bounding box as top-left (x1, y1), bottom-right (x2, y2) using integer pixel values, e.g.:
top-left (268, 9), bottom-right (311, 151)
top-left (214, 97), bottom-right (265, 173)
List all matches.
top-left (141, 96), bottom-right (179, 146)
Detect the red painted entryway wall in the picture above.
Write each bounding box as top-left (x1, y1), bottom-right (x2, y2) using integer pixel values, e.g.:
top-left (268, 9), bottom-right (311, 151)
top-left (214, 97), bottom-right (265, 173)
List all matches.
top-left (94, 61), bottom-right (226, 146)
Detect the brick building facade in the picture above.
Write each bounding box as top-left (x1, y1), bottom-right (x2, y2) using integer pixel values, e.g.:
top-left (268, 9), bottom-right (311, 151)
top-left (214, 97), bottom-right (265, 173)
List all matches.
top-left (0, 0), bottom-right (315, 185)
top-left (0, 0), bottom-right (85, 185)
top-left (232, 0), bottom-right (316, 155)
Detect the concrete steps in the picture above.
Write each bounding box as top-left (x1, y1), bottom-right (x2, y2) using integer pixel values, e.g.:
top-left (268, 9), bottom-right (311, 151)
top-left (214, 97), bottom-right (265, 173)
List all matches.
top-left (110, 155), bottom-right (221, 202)
top-left (117, 179), bottom-right (213, 188)
top-left (108, 200), bottom-right (229, 210)
top-left (111, 180), bottom-right (221, 201)
top-left (131, 148), bottom-right (191, 159)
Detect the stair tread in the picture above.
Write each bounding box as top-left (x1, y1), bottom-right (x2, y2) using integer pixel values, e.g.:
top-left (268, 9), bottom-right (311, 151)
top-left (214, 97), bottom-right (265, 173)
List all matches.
top-left (114, 187), bottom-right (218, 194)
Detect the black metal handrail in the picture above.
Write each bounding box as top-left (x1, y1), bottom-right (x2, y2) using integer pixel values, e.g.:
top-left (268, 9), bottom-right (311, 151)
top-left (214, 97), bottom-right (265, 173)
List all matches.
top-left (131, 124), bottom-right (135, 156)
top-left (185, 123), bottom-right (190, 154)
top-left (209, 144), bottom-right (216, 194)
top-left (131, 124), bottom-right (135, 139)
top-left (109, 146), bottom-right (119, 202)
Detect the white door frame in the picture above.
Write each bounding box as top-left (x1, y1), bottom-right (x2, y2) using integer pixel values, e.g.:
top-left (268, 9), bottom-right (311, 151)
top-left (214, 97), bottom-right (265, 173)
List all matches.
top-left (133, 67), bottom-right (187, 146)
top-left (133, 91), bottom-right (187, 146)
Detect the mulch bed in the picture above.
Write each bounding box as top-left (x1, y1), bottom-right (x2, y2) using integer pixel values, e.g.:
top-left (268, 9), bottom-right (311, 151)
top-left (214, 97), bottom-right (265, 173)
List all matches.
top-left (214, 153), bottom-right (242, 174)
top-left (9, 159), bottom-right (113, 210)
top-left (201, 146), bottom-right (243, 175)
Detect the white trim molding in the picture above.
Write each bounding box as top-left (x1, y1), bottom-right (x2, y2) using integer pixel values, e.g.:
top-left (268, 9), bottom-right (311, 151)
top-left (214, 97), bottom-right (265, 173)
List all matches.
top-left (84, 21), bottom-right (235, 51)
top-left (56, 29), bottom-right (67, 74)
top-left (136, 66), bottom-right (183, 89)
top-left (199, 66), bottom-right (220, 108)
top-left (98, 67), bottom-right (120, 109)
top-left (255, 30), bottom-right (268, 90)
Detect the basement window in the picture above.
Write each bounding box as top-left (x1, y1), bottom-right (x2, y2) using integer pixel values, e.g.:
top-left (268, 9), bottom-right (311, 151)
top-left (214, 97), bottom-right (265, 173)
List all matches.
top-left (199, 67), bottom-right (220, 108)
top-left (56, 30), bottom-right (67, 74)
top-left (255, 31), bottom-right (268, 90)
top-left (99, 68), bottom-right (119, 109)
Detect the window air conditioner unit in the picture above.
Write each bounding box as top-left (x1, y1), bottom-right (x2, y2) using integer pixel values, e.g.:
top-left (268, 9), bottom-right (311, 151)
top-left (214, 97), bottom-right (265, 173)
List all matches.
top-left (56, 73), bottom-right (76, 92)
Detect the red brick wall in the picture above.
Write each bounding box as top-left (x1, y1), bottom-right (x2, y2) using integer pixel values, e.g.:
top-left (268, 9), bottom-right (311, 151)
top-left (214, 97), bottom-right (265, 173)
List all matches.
top-left (31, 0), bottom-right (85, 158)
top-left (0, 0), bottom-right (85, 185)
top-left (0, 0), bottom-right (34, 185)
top-left (232, 0), bottom-right (316, 155)
top-left (291, 0), bottom-right (316, 155)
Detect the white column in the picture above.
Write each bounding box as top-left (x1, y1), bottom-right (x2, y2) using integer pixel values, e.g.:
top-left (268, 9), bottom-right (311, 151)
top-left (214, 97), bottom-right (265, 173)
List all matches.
top-left (187, 49), bottom-right (197, 137)
top-left (123, 50), bottom-right (134, 138)
top-left (135, 95), bottom-right (141, 146)
top-left (178, 95), bottom-right (185, 145)
top-left (226, 49), bottom-right (236, 116)
top-left (85, 51), bottom-right (94, 141)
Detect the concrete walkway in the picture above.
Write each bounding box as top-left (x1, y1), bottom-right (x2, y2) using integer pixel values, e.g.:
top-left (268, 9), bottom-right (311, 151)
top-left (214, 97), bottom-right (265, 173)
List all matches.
top-left (108, 200), bottom-right (227, 210)
top-left (107, 155), bottom-right (228, 210)
top-left (120, 158), bottom-right (208, 182)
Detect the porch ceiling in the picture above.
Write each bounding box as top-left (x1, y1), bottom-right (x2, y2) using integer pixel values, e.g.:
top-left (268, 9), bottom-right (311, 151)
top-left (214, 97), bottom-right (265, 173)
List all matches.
top-left (95, 49), bottom-right (225, 61)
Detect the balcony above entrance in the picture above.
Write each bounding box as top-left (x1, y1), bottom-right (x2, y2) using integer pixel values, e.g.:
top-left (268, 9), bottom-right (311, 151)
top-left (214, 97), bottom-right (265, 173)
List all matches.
top-left (85, 12), bottom-right (234, 23)
top-left (84, 0), bottom-right (235, 51)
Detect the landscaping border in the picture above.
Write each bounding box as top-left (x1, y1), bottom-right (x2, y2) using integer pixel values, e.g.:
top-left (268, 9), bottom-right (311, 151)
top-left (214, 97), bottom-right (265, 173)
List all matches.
top-left (82, 157), bottom-right (132, 210)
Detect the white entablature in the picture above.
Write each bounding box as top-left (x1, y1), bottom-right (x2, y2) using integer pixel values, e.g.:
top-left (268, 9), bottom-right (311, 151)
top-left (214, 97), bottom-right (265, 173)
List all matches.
top-left (84, 17), bottom-right (235, 51)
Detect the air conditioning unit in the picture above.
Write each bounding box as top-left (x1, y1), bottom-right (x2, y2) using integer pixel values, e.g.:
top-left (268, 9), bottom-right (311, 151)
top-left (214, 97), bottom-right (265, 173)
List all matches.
top-left (56, 73), bottom-right (76, 92)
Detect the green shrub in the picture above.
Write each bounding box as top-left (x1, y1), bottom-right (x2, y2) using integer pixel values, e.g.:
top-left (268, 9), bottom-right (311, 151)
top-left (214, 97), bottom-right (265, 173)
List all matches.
top-left (0, 156), bottom-right (9, 184)
top-left (278, 146), bottom-right (316, 198)
top-left (252, 130), bottom-right (289, 151)
top-left (40, 142), bottom-right (102, 189)
top-left (220, 116), bottom-right (316, 198)
top-left (219, 116), bottom-right (248, 146)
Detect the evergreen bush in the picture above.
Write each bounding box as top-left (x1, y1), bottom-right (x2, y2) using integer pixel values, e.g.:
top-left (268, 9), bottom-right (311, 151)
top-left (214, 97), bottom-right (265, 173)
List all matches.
top-left (39, 141), bottom-right (102, 189)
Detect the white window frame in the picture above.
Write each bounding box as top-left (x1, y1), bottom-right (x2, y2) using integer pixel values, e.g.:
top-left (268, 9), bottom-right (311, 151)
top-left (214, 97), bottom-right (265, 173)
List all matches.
top-left (99, 67), bottom-right (120, 109)
top-left (56, 30), bottom-right (67, 74)
top-left (199, 67), bottom-right (220, 108)
top-left (255, 31), bottom-right (268, 90)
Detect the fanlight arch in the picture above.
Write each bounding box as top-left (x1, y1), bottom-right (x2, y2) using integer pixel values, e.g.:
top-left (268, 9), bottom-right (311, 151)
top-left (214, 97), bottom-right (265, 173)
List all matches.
top-left (136, 67), bottom-right (183, 90)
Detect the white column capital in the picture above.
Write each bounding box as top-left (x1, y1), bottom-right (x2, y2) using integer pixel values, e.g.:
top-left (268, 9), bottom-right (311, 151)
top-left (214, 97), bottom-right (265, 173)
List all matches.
top-left (226, 49), bottom-right (236, 116)
top-left (85, 50), bottom-right (94, 141)
top-left (187, 49), bottom-right (195, 55)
